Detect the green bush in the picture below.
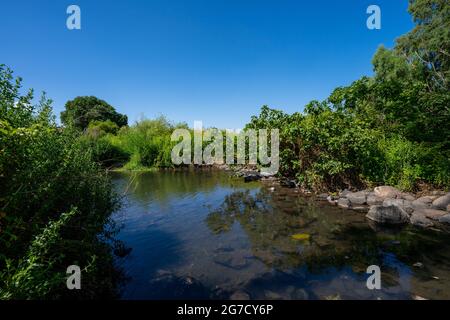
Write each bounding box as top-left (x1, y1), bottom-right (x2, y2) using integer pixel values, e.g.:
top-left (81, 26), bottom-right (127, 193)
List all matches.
top-left (0, 65), bottom-right (123, 299)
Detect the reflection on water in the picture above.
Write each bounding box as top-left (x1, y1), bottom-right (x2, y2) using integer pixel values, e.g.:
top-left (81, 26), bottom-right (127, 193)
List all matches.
top-left (112, 170), bottom-right (450, 300)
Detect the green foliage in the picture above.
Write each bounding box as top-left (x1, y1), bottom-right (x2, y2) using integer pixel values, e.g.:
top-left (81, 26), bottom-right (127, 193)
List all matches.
top-left (0, 65), bottom-right (123, 299)
top-left (245, 1), bottom-right (450, 191)
top-left (61, 96), bottom-right (128, 131)
top-left (109, 116), bottom-right (182, 170)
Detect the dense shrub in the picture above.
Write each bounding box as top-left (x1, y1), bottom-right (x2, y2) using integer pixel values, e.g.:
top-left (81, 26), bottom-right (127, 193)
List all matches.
top-left (0, 65), bottom-right (123, 299)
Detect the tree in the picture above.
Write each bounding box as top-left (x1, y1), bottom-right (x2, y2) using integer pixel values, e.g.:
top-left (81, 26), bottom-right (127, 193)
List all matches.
top-left (60, 96), bottom-right (127, 130)
top-left (396, 0), bottom-right (450, 90)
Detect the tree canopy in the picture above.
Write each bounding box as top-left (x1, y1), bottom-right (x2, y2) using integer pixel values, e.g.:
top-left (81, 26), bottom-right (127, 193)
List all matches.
top-left (60, 96), bottom-right (128, 130)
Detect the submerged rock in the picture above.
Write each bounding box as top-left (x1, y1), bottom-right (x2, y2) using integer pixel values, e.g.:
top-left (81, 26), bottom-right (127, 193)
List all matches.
top-left (230, 290), bottom-right (251, 300)
top-left (366, 205), bottom-right (410, 225)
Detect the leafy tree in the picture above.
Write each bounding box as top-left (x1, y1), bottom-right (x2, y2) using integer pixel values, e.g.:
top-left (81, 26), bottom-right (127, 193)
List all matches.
top-left (60, 96), bottom-right (128, 131)
top-left (396, 0), bottom-right (450, 91)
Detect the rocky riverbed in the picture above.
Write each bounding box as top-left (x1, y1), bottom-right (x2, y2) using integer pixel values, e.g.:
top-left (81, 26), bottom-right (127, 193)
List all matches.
top-left (231, 165), bottom-right (450, 231)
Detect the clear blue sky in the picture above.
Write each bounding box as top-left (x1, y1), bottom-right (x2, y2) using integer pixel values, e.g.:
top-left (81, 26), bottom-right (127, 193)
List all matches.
top-left (1, 0), bottom-right (414, 129)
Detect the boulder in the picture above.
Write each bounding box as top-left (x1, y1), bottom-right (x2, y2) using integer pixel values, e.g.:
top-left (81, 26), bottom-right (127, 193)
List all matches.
top-left (432, 193), bottom-right (450, 210)
top-left (346, 191), bottom-right (368, 205)
top-left (410, 214), bottom-right (434, 228)
top-left (438, 214), bottom-right (450, 224)
top-left (366, 205), bottom-right (410, 225)
top-left (383, 199), bottom-right (414, 214)
top-left (374, 186), bottom-right (402, 199)
top-left (399, 193), bottom-right (416, 201)
top-left (412, 196), bottom-right (435, 209)
top-left (415, 208), bottom-right (447, 221)
top-left (338, 198), bottom-right (351, 209)
top-left (447, 204), bottom-right (450, 212)
top-left (367, 192), bottom-right (384, 205)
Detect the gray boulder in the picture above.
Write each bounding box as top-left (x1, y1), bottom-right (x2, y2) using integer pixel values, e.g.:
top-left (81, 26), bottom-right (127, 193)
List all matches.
top-left (432, 193), bottom-right (450, 210)
top-left (366, 205), bottom-right (410, 225)
top-left (412, 196), bottom-right (435, 209)
top-left (438, 214), bottom-right (450, 224)
top-left (414, 208), bottom-right (447, 221)
top-left (400, 193), bottom-right (416, 201)
top-left (346, 191), bottom-right (368, 205)
top-left (410, 214), bottom-right (434, 228)
top-left (367, 192), bottom-right (384, 205)
top-left (383, 199), bottom-right (414, 214)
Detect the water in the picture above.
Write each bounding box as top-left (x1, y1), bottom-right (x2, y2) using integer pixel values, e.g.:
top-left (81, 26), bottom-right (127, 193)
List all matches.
top-left (111, 170), bottom-right (450, 300)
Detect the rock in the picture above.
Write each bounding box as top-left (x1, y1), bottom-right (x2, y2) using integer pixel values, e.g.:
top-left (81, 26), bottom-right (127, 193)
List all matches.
top-left (413, 262), bottom-right (424, 268)
top-left (326, 195), bottom-right (337, 206)
top-left (448, 204), bottom-right (450, 212)
top-left (339, 189), bottom-right (351, 197)
top-left (438, 214), bottom-right (450, 224)
top-left (280, 179), bottom-right (297, 188)
top-left (291, 288), bottom-right (309, 300)
top-left (415, 208), bottom-right (447, 221)
top-left (432, 193), bottom-right (450, 210)
top-left (431, 190), bottom-right (446, 196)
top-left (374, 186), bottom-right (402, 199)
top-left (412, 196), bottom-right (434, 209)
top-left (383, 199), bottom-right (414, 214)
top-left (346, 191), bottom-right (368, 205)
top-left (338, 198), bottom-right (351, 209)
top-left (213, 252), bottom-right (249, 270)
top-left (230, 290), bottom-right (250, 300)
top-left (260, 171), bottom-right (274, 178)
top-left (352, 206), bottom-right (369, 212)
top-left (412, 295), bottom-right (428, 300)
top-left (264, 290), bottom-right (283, 300)
top-left (410, 214), bottom-right (434, 228)
top-left (366, 205), bottom-right (410, 225)
top-left (244, 172), bottom-right (261, 182)
top-left (367, 192), bottom-right (384, 205)
top-left (399, 193), bottom-right (416, 201)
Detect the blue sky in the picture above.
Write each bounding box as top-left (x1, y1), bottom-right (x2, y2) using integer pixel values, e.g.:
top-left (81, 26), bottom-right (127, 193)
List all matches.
top-left (1, 0), bottom-right (414, 128)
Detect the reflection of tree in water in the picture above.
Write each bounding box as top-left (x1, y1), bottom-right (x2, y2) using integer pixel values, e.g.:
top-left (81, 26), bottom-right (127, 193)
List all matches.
top-left (205, 189), bottom-right (450, 281)
top-left (113, 170), bottom-right (259, 206)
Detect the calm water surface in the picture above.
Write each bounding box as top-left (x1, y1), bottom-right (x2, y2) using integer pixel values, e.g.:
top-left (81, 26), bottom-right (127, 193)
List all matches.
top-left (111, 170), bottom-right (450, 300)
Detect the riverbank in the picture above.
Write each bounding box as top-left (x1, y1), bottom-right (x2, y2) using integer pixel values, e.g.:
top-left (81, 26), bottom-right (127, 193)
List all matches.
top-left (225, 165), bottom-right (450, 231)
top-left (110, 163), bottom-right (450, 231)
